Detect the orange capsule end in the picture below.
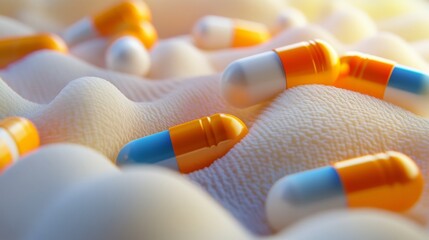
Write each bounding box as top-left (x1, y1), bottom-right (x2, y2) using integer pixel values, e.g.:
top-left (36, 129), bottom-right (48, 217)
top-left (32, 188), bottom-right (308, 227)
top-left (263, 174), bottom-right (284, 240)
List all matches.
top-left (0, 140), bottom-right (13, 172)
top-left (232, 20), bottom-right (270, 48)
top-left (334, 53), bottom-right (395, 99)
top-left (274, 39), bottom-right (340, 89)
top-left (334, 151), bottom-right (424, 211)
top-left (169, 113), bottom-right (248, 173)
top-left (0, 34), bottom-right (68, 68)
top-left (0, 117), bottom-right (40, 156)
top-left (93, 0), bottom-right (151, 36)
top-left (113, 21), bottom-right (158, 49)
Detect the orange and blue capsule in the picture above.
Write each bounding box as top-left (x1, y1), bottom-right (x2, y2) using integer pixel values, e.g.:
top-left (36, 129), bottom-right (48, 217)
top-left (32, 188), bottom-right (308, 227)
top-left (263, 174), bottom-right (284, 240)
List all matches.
top-left (116, 113), bottom-right (248, 173)
top-left (0, 117), bottom-right (39, 172)
top-left (266, 151), bottom-right (424, 231)
top-left (335, 52), bottom-right (429, 117)
top-left (0, 34), bottom-right (67, 68)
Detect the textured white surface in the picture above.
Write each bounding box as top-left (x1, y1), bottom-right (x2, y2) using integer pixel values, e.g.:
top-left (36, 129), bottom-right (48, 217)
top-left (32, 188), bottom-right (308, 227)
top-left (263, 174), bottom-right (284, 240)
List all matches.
top-left (0, 0), bottom-right (428, 238)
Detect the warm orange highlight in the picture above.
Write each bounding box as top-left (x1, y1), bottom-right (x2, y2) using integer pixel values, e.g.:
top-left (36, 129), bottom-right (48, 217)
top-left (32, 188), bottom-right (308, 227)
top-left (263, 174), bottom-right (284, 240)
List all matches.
top-left (0, 117), bottom-right (40, 156)
top-left (169, 113), bottom-right (248, 173)
top-left (334, 53), bottom-right (395, 99)
top-left (232, 20), bottom-right (270, 48)
top-left (0, 34), bottom-right (68, 68)
top-left (274, 40), bottom-right (340, 89)
top-left (334, 151), bottom-right (424, 211)
top-left (0, 140), bottom-right (13, 172)
top-left (93, 0), bottom-right (151, 36)
top-left (113, 21), bottom-right (158, 49)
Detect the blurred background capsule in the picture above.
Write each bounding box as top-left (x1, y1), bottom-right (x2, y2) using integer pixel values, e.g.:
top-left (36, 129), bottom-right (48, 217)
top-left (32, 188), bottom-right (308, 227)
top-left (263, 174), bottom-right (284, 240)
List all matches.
top-left (116, 113), bottom-right (248, 173)
top-left (0, 117), bottom-right (39, 172)
top-left (105, 21), bottom-right (157, 76)
top-left (0, 33), bottom-right (67, 68)
top-left (192, 15), bottom-right (270, 50)
top-left (221, 39), bottom-right (340, 107)
top-left (63, 0), bottom-right (151, 46)
top-left (266, 151), bottom-right (424, 231)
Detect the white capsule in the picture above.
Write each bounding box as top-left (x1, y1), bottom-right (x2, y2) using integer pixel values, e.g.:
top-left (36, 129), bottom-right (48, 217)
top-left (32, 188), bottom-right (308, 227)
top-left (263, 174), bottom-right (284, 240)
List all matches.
top-left (272, 8), bottom-right (306, 34)
top-left (192, 15), bottom-right (270, 50)
top-left (105, 35), bottom-right (151, 76)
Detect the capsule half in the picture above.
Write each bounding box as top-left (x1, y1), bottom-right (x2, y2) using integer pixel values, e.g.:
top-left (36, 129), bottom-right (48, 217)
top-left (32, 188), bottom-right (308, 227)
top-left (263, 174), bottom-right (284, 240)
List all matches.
top-left (0, 34), bottom-right (67, 68)
top-left (266, 151), bottom-right (424, 231)
top-left (335, 52), bottom-right (429, 117)
top-left (116, 113), bottom-right (248, 173)
top-left (0, 117), bottom-right (40, 172)
top-left (221, 40), bottom-right (340, 107)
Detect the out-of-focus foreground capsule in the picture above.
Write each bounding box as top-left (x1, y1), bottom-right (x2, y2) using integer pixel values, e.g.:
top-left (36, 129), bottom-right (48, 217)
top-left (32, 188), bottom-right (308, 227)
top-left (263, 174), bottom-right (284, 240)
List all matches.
top-left (266, 151), bottom-right (424, 231)
top-left (0, 34), bottom-right (67, 68)
top-left (63, 0), bottom-right (151, 46)
top-left (221, 40), bottom-right (340, 107)
top-left (116, 113), bottom-right (248, 173)
top-left (335, 52), bottom-right (429, 117)
top-left (105, 21), bottom-right (157, 76)
top-left (192, 15), bottom-right (271, 50)
top-left (0, 117), bottom-right (39, 172)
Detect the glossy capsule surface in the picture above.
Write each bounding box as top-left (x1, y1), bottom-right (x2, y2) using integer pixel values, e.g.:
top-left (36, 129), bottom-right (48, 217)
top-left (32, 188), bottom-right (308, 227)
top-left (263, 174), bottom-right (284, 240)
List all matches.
top-left (0, 117), bottom-right (39, 172)
top-left (116, 113), bottom-right (248, 173)
top-left (0, 34), bottom-right (67, 68)
top-left (335, 53), bottom-right (429, 117)
top-left (192, 15), bottom-right (270, 50)
top-left (63, 0), bottom-right (151, 46)
top-left (266, 151), bottom-right (424, 231)
top-left (221, 40), bottom-right (340, 107)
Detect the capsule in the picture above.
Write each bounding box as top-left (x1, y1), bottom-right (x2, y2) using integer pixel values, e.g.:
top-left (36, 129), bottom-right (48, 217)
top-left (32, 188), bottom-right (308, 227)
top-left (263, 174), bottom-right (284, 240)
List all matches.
top-left (116, 113), bottom-right (248, 173)
top-left (0, 117), bottom-right (40, 172)
top-left (335, 52), bottom-right (429, 117)
top-left (266, 151), bottom-right (424, 231)
top-left (63, 0), bottom-right (151, 46)
top-left (105, 21), bottom-right (157, 76)
top-left (221, 40), bottom-right (340, 107)
top-left (0, 34), bottom-right (68, 68)
top-left (192, 15), bottom-right (270, 50)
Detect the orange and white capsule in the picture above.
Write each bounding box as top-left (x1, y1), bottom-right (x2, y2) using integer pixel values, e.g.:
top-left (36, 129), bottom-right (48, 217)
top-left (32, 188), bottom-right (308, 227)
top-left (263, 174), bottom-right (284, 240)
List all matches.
top-left (105, 21), bottom-right (157, 76)
top-left (192, 15), bottom-right (270, 50)
top-left (63, 0), bottom-right (151, 46)
top-left (0, 117), bottom-right (39, 172)
top-left (0, 34), bottom-right (67, 68)
top-left (116, 113), bottom-right (248, 173)
top-left (221, 40), bottom-right (340, 107)
top-left (266, 151), bottom-right (424, 231)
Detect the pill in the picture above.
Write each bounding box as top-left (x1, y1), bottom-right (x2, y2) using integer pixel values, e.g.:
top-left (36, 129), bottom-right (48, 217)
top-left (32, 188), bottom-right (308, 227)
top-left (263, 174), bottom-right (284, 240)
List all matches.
top-left (105, 21), bottom-right (156, 76)
top-left (266, 151), bottom-right (424, 231)
top-left (272, 8), bottom-right (306, 34)
top-left (0, 117), bottom-right (39, 172)
top-left (335, 52), bottom-right (429, 117)
top-left (63, 0), bottom-right (151, 46)
top-left (0, 34), bottom-right (67, 68)
top-left (105, 35), bottom-right (151, 76)
top-left (221, 40), bottom-right (340, 107)
top-left (192, 15), bottom-right (270, 50)
top-left (116, 113), bottom-right (248, 173)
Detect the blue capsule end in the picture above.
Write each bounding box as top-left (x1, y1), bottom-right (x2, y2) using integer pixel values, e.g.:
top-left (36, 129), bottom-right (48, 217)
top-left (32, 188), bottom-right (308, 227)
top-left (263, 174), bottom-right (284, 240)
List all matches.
top-left (116, 130), bottom-right (177, 168)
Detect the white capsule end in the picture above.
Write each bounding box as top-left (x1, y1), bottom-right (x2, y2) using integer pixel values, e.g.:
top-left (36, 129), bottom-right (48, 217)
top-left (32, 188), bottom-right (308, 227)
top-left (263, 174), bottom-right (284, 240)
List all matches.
top-left (192, 15), bottom-right (233, 50)
top-left (221, 51), bottom-right (286, 107)
top-left (63, 18), bottom-right (97, 46)
top-left (273, 8), bottom-right (306, 34)
top-left (106, 36), bottom-right (151, 76)
top-left (266, 167), bottom-right (347, 232)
